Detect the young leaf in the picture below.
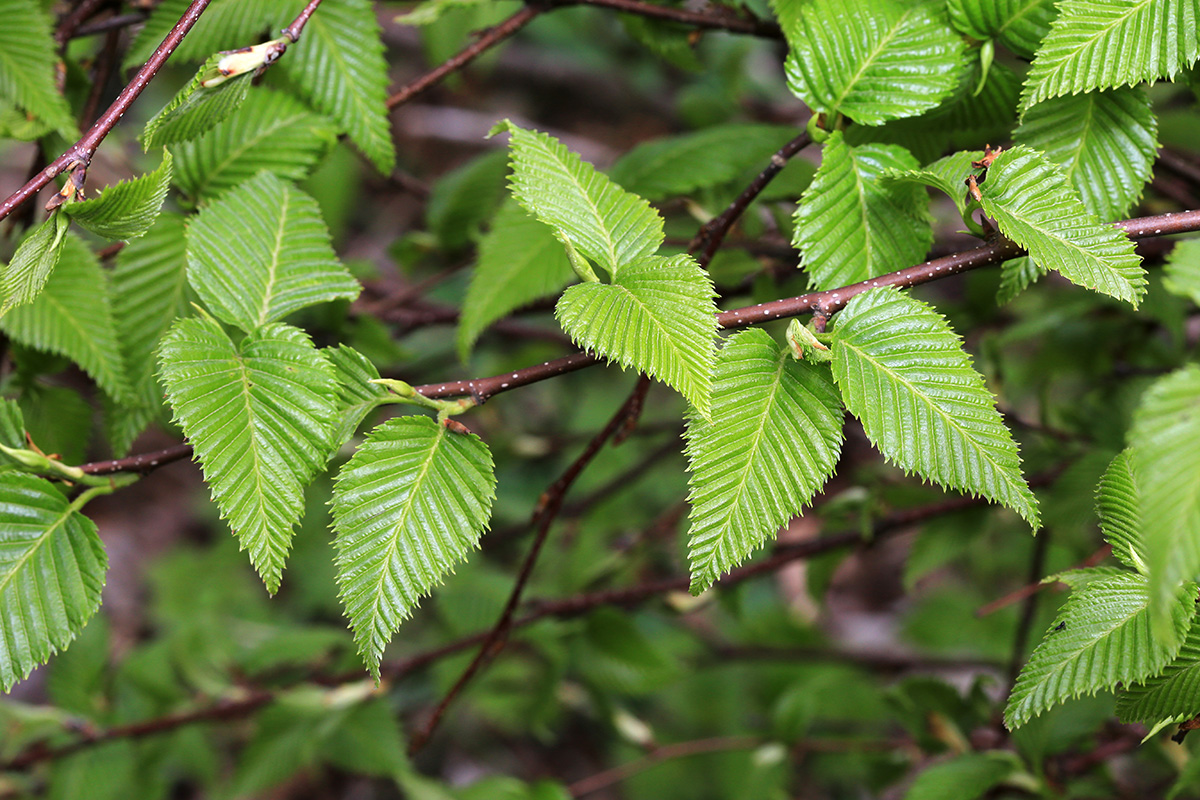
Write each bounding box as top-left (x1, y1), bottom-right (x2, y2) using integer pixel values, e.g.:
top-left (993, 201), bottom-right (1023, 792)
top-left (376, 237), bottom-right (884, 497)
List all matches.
top-left (141, 54), bottom-right (254, 150)
top-left (1, 210), bottom-right (69, 312)
top-left (158, 316), bottom-right (340, 592)
top-left (946, 0), bottom-right (1058, 58)
top-left (332, 415), bottom-right (496, 677)
top-left (1164, 238), bottom-right (1200, 305)
top-left (795, 133), bottom-right (932, 290)
top-left (0, 0), bottom-right (78, 139)
top-left (63, 152), bottom-right (174, 240)
top-left (555, 254), bottom-right (718, 417)
top-left (0, 473), bottom-right (107, 692)
top-left (881, 149), bottom-right (982, 223)
top-left (186, 171), bottom-right (360, 332)
top-left (1097, 449), bottom-right (1145, 573)
top-left (324, 344), bottom-right (389, 448)
top-left (1131, 365), bottom-right (1200, 647)
top-left (904, 752), bottom-right (1018, 800)
top-left (107, 214), bottom-right (194, 455)
top-left (784, 0), bottom-right (965, 126)
top-left (996, 256), bottom-right (1046, 305)
top-left (831, 287), bottom-right (1039, 527)
top-left (1117, 613), bottom-right (1200, 724)
top-left (280, 0), bottom-right (395, 174)
top-left (1020, 0), bottom-right (1200, 112)
top-left (457, 200), bottom-right (575, 360)
top-left (1, 234), bottom-right (131, 403)
top-left (172, 89), bottom-right (338, 202)
top-left (979, 146), bottom-right (1145, 305)
top-left (494, 121), bottom-right (664, 278)
top-left (1005, 571), bottom-right (1191, 729)
top-left (1015, 87), bottom-right (1157, 221)
top-left (685, 329), bottom-right (844, 593)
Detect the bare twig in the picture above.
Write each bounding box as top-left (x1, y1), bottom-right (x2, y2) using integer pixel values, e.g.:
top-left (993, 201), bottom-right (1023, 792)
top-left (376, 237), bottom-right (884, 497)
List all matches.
top-left (80, 443), bottom-right (194, 475)
top-left (55, 0), bottom-right (110, 46)
top-left (72, 12), bottom-right (148, 39)
top-left (282, 0), bottom-right (324, 41)
top-left (568, 736), bottom-right (763, 797)
top-left (550, 0), bottom-right (782, 39)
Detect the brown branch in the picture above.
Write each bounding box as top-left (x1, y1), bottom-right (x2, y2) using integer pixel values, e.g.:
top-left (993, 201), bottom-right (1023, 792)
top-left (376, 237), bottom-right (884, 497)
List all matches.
top-left (551, 0), bottom-right (782, 39)
top-left (0, 0), bottom-right (215, 223)
top-left (79, 443), bottom-right (194, 475)
top-left (283, 0), bottom-right (325, 41)
top-left (407, 376), bottom-right (654, 754)
top-left (568, 736), bottom-right (763, 797)
top-left (386, 5), bottom-right (542, 110)
top-left (72, 12), bottom-right (148, 39)
top-left (55, 0), bottom-right (110, 46)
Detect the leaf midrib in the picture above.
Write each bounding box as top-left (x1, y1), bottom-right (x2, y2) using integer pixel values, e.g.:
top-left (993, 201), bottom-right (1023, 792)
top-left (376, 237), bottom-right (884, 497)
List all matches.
top-left (828, 5), bottom-right (913, 115)
top-left (0, 493), bottom-right (76, 598)
top-left (257, 186), bottom-right (291, 326)
top-left (195, 109), bottom-right (313, 197)
top-left (535, 139), bottom-right (618, 272)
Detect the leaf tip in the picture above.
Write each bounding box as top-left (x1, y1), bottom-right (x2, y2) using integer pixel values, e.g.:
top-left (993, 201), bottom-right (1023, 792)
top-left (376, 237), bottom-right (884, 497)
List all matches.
top-left (487, 119), bottom-right (515, 139)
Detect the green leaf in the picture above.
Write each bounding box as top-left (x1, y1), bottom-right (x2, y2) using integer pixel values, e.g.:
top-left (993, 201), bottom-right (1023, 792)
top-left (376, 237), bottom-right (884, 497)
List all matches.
top-left (904, 753), bottom-right (1017, 800)
top-left (685, 329), bottom-right (844, 593)
top-left (555, 254), bottom-right (718, 417)
top-left (946, 0), bottom-right (1058, 58)
top-left (280, 0), bottom-right (395, 174)
top-left (141, 54), bottom-right (254, 150)
top-left (426, 150), bottom-right (510, 251)
top-left (124, 0), bottom-right (280, 68)
top-left (332, 415), bottom-right (496, 676)
top-left (794, 132), bottom-right (932, 290)
top-left (784, 0), bottom-right (965, 126)
top-left (1005, 571), bottom-right (1191, 728)
top-left (158, 316), bottom-right (339, 592)
top-left (1118, 612), bottom-right (1200, 724)
top-left (1097, 449), bottom-right (1145, 573)
top-left (172, 89), bottom-right (338, 202)
top-left (1164, 238), bottom-right (1200, 305)
top-left (0, 473), bottom-right (107, 692)
top-left (63, 152), bottom-right (174, 240)
top-left (831, 287), bottom-right (1039, 527)
top-left (607, 124), bottom-right (800, 200)
top-left (1, 234), bottom-right (131, 402)
top-left (187, 171), bottom-right (360, 331)
top-left (324, 344), bottom-right (389, 447)
top-left (1131, 365), bottom-right (1200, 647)
top-left (996, 257), bottom-right (1046, 305)
top-left (0, 0), bottom-right (77, 139)
top-left (397, 0), bottom-right (496, 26)
top-left (457, 200), bottom-right (575, 360)
top-left (0, 399), bottom-right (26, 472)
top-left (881, 149), bottom-right (981, 223)
top-left (979, 146), bottom-right (1145, 305)
top-left (1, 211), bottom-right (69, 313)
top-left (1015, 87), bottom-right (1157, 221)
top-left (107, 213), bottom-right (193, 455)
top-left (1020, 0), bottom-right (1200, 112)
top-left (495, 121), bottom-right (664, 278)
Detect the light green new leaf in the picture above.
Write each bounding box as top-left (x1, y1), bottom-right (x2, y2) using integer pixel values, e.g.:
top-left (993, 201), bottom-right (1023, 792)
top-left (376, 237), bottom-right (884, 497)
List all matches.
top-left (831, 287), bottom-right (1039, 527)
top-left (784, 0), bottom-right (965, 126)
top-left (1164, 238), bottom-right (1200, 305)
top-left (457, 200), bottom-right (575, 360)
top-left (495, 121), bottom-right (664, 278)
top-left (882, 150), bottom-right (982, 223)
top-left (1118, 613), bottom-right (1200, 724)
top-left (1131, 365), bottom-right (1200, 647)
top-left (555, 254), bottom-right (718, 417)
top-left (685, 329), bottom-right (844, 593)
top-left (173, 89), bottom-right (338, 202)
top-left (608, 124), bottom-right (800, 200)
top-left (187, 171), bottom-right (360, 332)
top-left (106, 214), bottom-right (193, 455)
top-left (280, 0), bottom-right (395, 174)
top-left (980, 146), bottom-right (1145, 305)
top-left (905, 753), bottom-right (1018, 800)
top-left (1016, 88), bottom-right (1157, 221)
top-left (1, 234), bottom-right (130, 403)
top-left (0, 0), bottom-right (77, 139)
top-left (141, 55), bottom-right (254, 150)
top-left (1005, 571), bottom-right (1191, 728)
top-left (324, 344), bottom-right (389, 448)
top-left (0, 473), bottom-right (106, 692)
top-left (1020, 0), bottom-right (1200, 111)
top-left (946, 0), bottom-right (1057, 58)
top-left (158, 317), bottom-right (339, 592)
top-left (64, 152), bottom-right (174, 241)
top-left (1, 211), bottom-right (69, 313)
top-left (1097, 449), bottom-right (1145, 573)
top-left (332, 415), bottom-right (496, 676)
top-left (795, 133), bottom-right (932, 290)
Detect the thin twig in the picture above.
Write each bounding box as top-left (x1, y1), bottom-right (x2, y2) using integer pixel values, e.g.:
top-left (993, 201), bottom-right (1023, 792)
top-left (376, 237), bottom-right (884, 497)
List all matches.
top-left (80, 443), bottom-right (194, 475)
top-left (283, 0), bottom-right (324, 41)
top-left (568, 736), bottom-right (762, 797)
top-left (386, 5), bottom-right (542, 110)
top-left (407, 376), bottom-right (654, 754)
top-left (0, 0), bottom-right (216, 223)
top-left (72, 11), bottom-right (148, 39)
top-left (55, 0), bottom-right (110, 46)
top-left (551, 0), bottom-right (782, 39)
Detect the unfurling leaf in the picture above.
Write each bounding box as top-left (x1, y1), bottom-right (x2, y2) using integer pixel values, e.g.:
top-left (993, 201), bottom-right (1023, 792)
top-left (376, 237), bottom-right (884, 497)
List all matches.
top-left (332, 416), bottom-right (496, 677)
top-left (1, 210), bottom-right (69, 312)
top-left (64, 151), bottom-right (174, 240)
top-left (831, 287), bottom-right (1039, 527)
top-left (141, 53), bottom-right (255, 150)
top-left (685, 329), bottom-right (843, 593)
top-left (1097, 449), bottom-right (1145, 574)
